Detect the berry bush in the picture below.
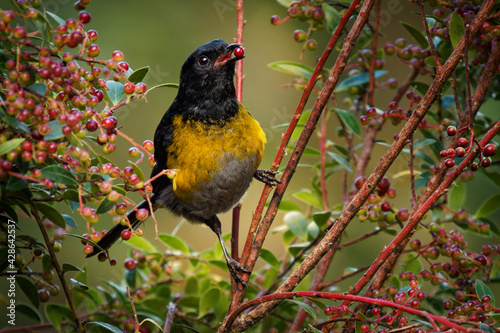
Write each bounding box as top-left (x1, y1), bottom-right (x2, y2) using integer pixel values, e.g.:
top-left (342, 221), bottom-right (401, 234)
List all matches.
top-left (1, 0), bottom-right (500, 332)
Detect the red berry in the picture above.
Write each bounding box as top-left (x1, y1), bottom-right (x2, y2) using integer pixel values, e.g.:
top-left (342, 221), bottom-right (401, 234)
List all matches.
top-left (83, 245), bottom-right (94, 255)
top-left (134, 82), bottom-right (147, 94)
top-left (483, 143), bottom-right (496, 157)
top-left (481, 157), bottom-right (492, 168)
top-left (123, 82), bottom-right (135, 94)
top-left (396, 208), bottom-right (409, 221)
top-left (445, 159), bottom-right (455, 168)
top-left (88, 44), bottom-right (99, 57)
top-left (118, 61), bottom-right (129, 71)
top-left (446, 126), bottom-right (457, 136)
top-left (360, 115), bottom-right (368, 124)
top-left (458, 137), bottom-right (468, 147)
top-left (78, 11), bottom-right (91, 24)
top-left (270, 15), bottom-right (280, 25)
top-left (121, 229), bottom-right (132, 240)
top-left (234, 47), bottom-right (244, 58)
top-left (378, 177), bottom-right (390, 189)
top-left (354, 176), bottom-right (366, 189)
top-left (136, 208), bottom-right (149, 221)
top-left (124, 258), bottom-right (136, 270)
top-left (85, 119), bottom-right (98, 132)
top-left (112, 50), bottom-right (124, 62)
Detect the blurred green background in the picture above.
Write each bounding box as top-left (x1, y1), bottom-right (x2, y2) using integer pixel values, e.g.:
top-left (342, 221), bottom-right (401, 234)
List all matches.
top-left (5, 0), bottom-right (500, 321)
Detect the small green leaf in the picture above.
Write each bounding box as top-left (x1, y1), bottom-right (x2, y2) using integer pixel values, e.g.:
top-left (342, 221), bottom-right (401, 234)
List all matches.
top-left (44, 120), bottom-right (64, 141)
top-left (62, 214), bottom-right (78, 229)
top-left (45, 304), bottom-right (73, 331)
top-left (326, 151), bottom-right (352, 173)
top-left (401, 22), bottom-right (429, 48)
top-left (284, 211), bottom-right (309, 240)
top-left (448, 181), bottom-right (466, 212)
top-left (332, 108), bottom-right (361, 137)
top-left (199, 288), bottom-right (220, 317)
top-left (6, 176), bottom-right (28, 191)
top-left (0, 138), bottom-right (25, 155)
top-left (475, 280), bottom-right (495, 307)
top-left (41, 165), bottom-right (78, 187)
top-left (106, 81), bottom-right (124, 106)
top-left (402, 253), bottom-right (422, 275)
top-left (125, 235), bottom-right (158, 252)
top-left (268, 61), bottom-right (315, 80)
top-left (286, 299), bottom-right (317, 321)
top-left (17, 276), bottom-right (39, 308)
top-left (335, 70), bottom-right (387, 92)
top-left (62, 263), bottom-right (84, 273)
top-left (45, 11), bottom-right (66, 26)
top-left (322, 3), bottom-right (341, 33)
top-left (16, 303), bottom-right (42, 323)
top-left (308, 324), bottom-right (323, 333)
top-left (34, 203), bottom-right (66, 228)
top-left (158, 234), bottom-right (190, 254)
top-left (474, 194), bottom-right (500, 219)
top-left (124, 266), bottom-right (136, 289)
top-left (128, 66), bottom-right (149, 84)
top-left (184, 276), bottom-right (199, 295)
top-left (85, 322), bottom-right (123, 333)
top-left (260, 248), bottom-right (280, 270)
top-left (479, 323), bottom-right (495, 333)
top-left (424, 56), bottom-right (444, 68)
top-left (277, 200), bottom-right (301, 212)
top-left (128, 160), bottom-right (145, 182)
top-left (312, 211), bottom-right (331, 228)
top-left (146, 83), bottom-right (179, 94)
top-left (96, 197), bottom-right (115, 214)
top-left (449, 11), bottom-right (465, 48)
top-left (70, 278), bottom-right (89, 290)
top-left (293, 190), bottom-right (323, 210)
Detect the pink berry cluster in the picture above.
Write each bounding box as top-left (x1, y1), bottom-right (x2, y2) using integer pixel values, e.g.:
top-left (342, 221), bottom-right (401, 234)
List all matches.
top-left (0, 4), bottom-right (153, 257)
top-left (354, 176), bottom-right (410, 228)
top-left (440, 125), bottom-right (497, 169)
top-left (271, 0), bottom-right (325, 51)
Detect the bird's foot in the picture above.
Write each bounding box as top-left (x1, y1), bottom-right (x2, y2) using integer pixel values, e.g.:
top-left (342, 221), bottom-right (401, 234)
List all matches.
top-left (226, 257), bottom-right (250, 286)
top-left (254, 169), bottom-right (281, 186)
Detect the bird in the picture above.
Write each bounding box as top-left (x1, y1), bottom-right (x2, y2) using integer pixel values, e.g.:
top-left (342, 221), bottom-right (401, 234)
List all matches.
top-left (88, 39), bottom-right (280, 284)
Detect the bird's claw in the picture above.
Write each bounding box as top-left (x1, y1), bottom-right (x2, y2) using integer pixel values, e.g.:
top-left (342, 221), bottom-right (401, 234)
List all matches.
top-left (254, 169), bottom-right (281, 186)
top-left (226, 258), bottom-right (250, 286)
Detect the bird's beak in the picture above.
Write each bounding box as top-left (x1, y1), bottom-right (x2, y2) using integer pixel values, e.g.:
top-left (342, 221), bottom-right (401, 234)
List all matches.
top-left (214, 43), bottom-right (244, 67)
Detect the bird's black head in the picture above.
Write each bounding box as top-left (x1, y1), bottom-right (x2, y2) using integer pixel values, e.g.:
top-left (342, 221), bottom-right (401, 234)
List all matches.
top-left (175, 39), bottom-right (244, 120)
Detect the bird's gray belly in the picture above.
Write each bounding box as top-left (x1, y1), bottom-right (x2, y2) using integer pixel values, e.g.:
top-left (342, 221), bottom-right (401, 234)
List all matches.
top-left (158, 153), bottom-right (257, 221)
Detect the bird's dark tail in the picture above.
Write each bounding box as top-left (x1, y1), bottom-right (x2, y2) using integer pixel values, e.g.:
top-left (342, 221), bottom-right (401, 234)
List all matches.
top-left (86, 196), bottom-right (157, 258)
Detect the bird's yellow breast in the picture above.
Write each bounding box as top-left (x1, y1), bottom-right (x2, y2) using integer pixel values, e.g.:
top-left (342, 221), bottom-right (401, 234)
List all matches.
top-left (166, 103), bottom-right (266, 201)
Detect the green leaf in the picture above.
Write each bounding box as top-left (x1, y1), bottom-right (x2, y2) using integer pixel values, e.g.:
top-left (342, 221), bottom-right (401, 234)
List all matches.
top-left (128, 66), bottom-right (149, 84)
top-left (146, 83), bottom-right (179, 94)
top-left (96, 197), bottom-right (115, 214)
top-left (34, 203), bottom-right (66, 228)
top-left (308, 324), bottom-right (323, 333)
top-left (70, 278), bottom-right (89, 290)
top-left (475, 280), bottom-right (495, 307)
top-left (448, 181), bottom-right (466, 212)
top-left (17, 276), bottom-right (39, 308)
top-left (474, 194), bottom-right (500, 219)
top-left (0, 109), bottom-right (30, 133)
top-left (16, 303), bottom-right (42, 323)
top-left (0, 138), bottom-right (25, 155)
top-left (106, 81), bottom-right (124, 106)
top-left (260, 248), bottom-right (280, 270)
top-left (158, 234), bottom-right (190, 254)
top-left (335, 70), bottom-right (387, 92)
top-left (45, 11), bottom-right (66, 26)
top-left (6, 176), bottom-right (28, 191)
top-left (125, 266), bottom-right (136, 289)
top-left (322, 3), bottom-right (341, 33)
top-left (45, 304), bottom-right (73, 332)
top-left (424, 56), bottom-right (444, 68)
top-left (286, 299), bottom-right (317, 320)
top-left (41, 165), bottom-right (78, 187)
top-left (268, 61), bottom-right (315, 80)
top-left (184, 276), bottom-right (199, 295)
top-left (293, 190), bottom-right (323, 210)
top-left (276, 199), bottom-right (301, 212)
top-left (44, 120), bottom-right (64, 141)
top-left (62, 263), bottom-right (84, 273)
top-left (484, 172), bottom-right (500, 188)
top-left (401, 22), bottom-right (429, 48)
top-left (128, 160), bottom-right (145, 181)
top-left (284, 211), bottom-right (309, 240)
top-left (479, 323), bottom-right (495, 333)
top-left (402, 253), bottom-right (422, 275)
top-left (125, 235), bottom-right (158, 252)
top-left (449, 11), bottom-right (465, 48)
top-left (85, 322), bottom-right (123, 333)
top-left (332, 108), bottom-right (361, 137)
top-left (312, 211), bottom-right (331, 228)
top-left (199, 288), bottom-right (220, 317)
top-left (326, 151), bottom-right (352, 173)
top-left (62, 214), bottom-right (78, 229)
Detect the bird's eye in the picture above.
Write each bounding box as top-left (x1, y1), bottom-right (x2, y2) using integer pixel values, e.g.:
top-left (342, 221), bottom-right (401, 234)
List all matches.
top-left (198, 56), bottom-right (209, 66)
